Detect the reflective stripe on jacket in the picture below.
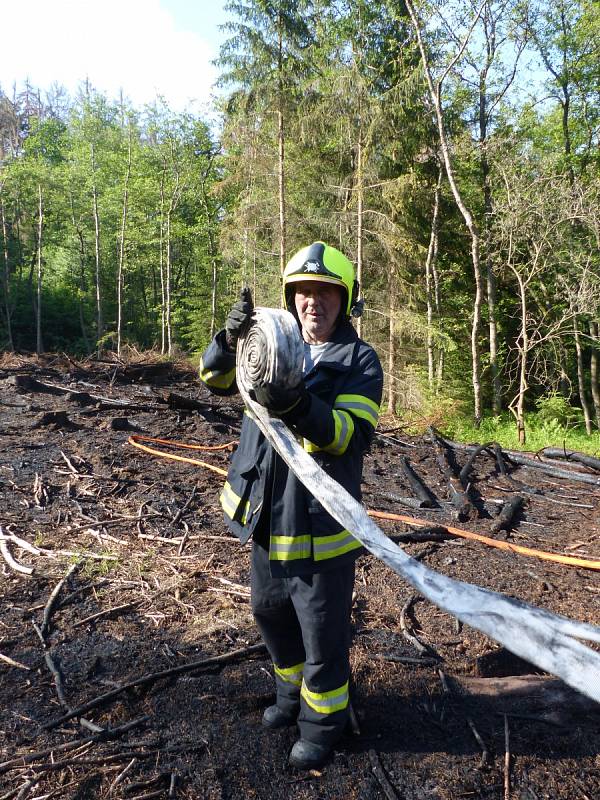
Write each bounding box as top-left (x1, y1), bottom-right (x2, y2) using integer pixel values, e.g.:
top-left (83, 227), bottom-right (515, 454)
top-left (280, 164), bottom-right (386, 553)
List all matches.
top-left (199, 322), bottom-right (383, 577)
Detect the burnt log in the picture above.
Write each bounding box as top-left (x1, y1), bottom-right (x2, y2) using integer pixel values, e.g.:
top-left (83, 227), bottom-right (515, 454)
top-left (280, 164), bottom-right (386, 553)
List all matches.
top-left (541, 448), bottom-right (600, 473)
top-left (428, 427), bottom-right (473, 520)
top-left (489, 494), bottom-right (524, 535)
top-left (398, 456), bottom-right (437, 507)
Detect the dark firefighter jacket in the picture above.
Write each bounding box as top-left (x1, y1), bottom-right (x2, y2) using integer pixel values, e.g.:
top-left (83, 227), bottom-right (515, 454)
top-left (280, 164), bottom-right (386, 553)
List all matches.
top-left (199, 319), bottom-right (384, 577)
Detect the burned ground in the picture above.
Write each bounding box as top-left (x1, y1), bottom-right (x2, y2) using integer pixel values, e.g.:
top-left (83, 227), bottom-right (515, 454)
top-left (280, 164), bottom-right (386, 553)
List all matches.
top-left (0, 353), bottom-right (599, 800)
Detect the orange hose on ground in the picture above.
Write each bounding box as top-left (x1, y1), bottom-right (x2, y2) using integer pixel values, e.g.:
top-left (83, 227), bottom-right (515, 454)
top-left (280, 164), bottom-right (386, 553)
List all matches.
top-left (367, 510), bottom-right (600, 571)
top-left (127, 435), bottom-right (230, 477)
top-left (126, 436), bottom-right (600, 571)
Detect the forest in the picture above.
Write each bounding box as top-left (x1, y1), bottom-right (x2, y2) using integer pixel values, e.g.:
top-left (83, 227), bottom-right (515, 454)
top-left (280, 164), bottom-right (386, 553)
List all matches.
top-left (0, 0), bottom-right (599, 444)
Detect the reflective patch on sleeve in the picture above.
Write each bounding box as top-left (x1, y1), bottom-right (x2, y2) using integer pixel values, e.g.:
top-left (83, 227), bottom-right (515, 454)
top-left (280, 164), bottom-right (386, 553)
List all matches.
top-left (274, 661), bottom-right (304, 687)
top-left (335, 393), bottom-right (380, 428)
top-left (269, 534), bottom-right (311, 561)
top-left (199, 357), bottom-right (236, 390)
top-left (302, 409), bottom-right (354, 456)
top-left (220, 481), bottom-right (249, 524)
top-left (312, 530), bottom-right (362, 561)
top-left (301, 680), bottom-right (349, 714)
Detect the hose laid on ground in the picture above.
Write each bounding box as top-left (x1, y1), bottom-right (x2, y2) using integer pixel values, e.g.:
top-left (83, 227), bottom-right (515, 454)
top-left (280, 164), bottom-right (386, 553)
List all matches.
top-left (368, 510), bottom-right (600, 571)
top-left (236, 307), bottom-right (600, 703)
top-left (128, 435), bottom-right (230, 476)
top-left (128, 439), bottom-right (600, 571)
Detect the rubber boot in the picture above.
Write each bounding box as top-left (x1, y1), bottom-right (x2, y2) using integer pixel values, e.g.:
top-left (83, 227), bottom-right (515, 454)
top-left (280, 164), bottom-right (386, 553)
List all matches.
top-left (262, 705), bottom-right (297, 730)
top-left (289, 739), bottom-right (332, 770)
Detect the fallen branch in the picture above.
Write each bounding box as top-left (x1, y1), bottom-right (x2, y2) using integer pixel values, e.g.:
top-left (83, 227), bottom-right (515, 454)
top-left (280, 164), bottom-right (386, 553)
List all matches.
top-left (0, 652), bottom-right (30, 670)
top-left (40, 563), bottom-right (79, 638)
top-left (44, 643), bottom-right (267, 730)
top-left (0, 716), bottom-right (149, 773)
top-left (541, 448), bottom-right (600, 473)
top-left (0, 537), bottom-right (33, 575)
top-left (503, 715), bottom-right (510, 800)
top-left (400, 595), bottom-right (439, 660)
top-left (72, 601), bottom-right (141, 628)
top-left (368, 750), bottom-right (400, 800)
top-left (398, 456), bottom-right (437, 507)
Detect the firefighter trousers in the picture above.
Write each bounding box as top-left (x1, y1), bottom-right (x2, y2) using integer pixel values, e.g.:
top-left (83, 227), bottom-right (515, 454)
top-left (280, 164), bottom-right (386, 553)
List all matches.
top-left (250, 541), bottom-right (355, 747)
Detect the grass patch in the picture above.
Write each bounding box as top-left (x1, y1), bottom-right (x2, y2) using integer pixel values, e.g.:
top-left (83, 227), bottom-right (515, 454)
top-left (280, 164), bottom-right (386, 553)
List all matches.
top-left (440, 411), bottom-right (600, 455)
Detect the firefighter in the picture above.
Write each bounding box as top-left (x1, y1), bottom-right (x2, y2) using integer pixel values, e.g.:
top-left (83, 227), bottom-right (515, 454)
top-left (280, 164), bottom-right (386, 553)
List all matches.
top-left (199, 242), bottom-right (383, 769)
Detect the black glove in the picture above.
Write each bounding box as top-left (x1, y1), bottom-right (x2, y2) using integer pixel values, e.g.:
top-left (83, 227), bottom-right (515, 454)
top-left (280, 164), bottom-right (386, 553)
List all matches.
top-left (225, 287), bottom-right (253, 351)
top-left (251, 381), bottom-right (310, 422)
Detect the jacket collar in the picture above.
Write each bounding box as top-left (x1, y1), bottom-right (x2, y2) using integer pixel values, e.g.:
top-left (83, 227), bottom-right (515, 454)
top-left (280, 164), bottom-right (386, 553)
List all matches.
top-left (304, 321), bottom-right (357, 372)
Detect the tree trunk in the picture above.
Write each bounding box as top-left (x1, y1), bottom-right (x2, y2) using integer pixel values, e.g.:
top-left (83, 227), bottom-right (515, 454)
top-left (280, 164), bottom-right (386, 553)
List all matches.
top-left (159, 173), bottom-right (166, 354)
top-left (91, 143), bottom-right (103, 354)
top-left (387, 276), bottom-right (396, 414)
top-left (589, 321), bottom-right (600, 429)
top-left (481, 138), bottom-right (501, 415)
top-left (406, 0), bottom-right (484, 425)
top-left (36, 184), bottom-right (43, 355)
top-left (277, 17), bottom-right (286, 276)
top-left (356, 135), bottom-right (364, 339)
top-left (509, 268), bottom-right (527, 445)
top-left (165, 209), bottom-right (172, 356)
top-left (199, 157), bottom-right (219, 339)
top-left (0, 194), bottom-right (14, 351)
top-left (116, 125), bottom-right (132, 357)
top-left (573, 318), bottom-right (593, 435)
top-left (425, 168), bottom-right (442, 392)
top-left (70, 197), bottom-right (91, 354)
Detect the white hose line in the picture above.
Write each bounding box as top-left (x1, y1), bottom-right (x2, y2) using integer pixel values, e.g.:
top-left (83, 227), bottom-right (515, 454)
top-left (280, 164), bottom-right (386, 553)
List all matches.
top-left (237, 308), bottom-right (600, 703)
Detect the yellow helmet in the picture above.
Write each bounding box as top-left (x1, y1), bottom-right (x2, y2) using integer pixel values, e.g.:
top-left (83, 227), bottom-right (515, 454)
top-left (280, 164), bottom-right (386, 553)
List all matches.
top-left (283, 242), bottom-right (359, 317)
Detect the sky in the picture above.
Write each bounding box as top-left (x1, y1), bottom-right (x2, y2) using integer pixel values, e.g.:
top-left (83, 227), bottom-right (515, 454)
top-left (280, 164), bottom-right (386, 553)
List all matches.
top-left (1, 0), bottom-right (231, 114)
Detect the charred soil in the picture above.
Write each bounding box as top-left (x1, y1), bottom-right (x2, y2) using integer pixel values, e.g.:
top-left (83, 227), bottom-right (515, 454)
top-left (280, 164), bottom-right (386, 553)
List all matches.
top-left (0, 353), bottom-right (599, 800)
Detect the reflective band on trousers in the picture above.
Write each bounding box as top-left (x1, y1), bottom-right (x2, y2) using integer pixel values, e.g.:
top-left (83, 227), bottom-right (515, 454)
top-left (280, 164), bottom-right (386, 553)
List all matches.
top-left (274, 661), bottom-right (304, 687)
top-left (199, 359), bottom-right (236, 390)
top-left (270, 534), bottom-right (311, 561)
top-left (301, 679), bottom-right (349, 714)
top-left (220, 481), bottom-right (249, 524)
top-left (335, 393), bottom-right (380, 428)
top-left (313, 529), bottom-right (361, 561)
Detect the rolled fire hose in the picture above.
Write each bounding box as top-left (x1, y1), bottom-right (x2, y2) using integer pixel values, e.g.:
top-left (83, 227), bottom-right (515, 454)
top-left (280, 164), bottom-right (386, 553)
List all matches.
top-left (237, 308), bottom-right (600, 703)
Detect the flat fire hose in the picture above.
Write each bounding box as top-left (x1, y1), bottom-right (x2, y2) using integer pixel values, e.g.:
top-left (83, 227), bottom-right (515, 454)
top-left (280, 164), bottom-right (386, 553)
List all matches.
top-left (236, 308), bottom-right (600, 703)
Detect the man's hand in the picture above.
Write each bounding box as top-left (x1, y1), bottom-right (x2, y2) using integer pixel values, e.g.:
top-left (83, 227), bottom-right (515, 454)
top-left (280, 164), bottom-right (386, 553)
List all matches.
top-left (225, 287), bottom-right (253, 350)
top-left (251, 381), bottom-right (310, 421)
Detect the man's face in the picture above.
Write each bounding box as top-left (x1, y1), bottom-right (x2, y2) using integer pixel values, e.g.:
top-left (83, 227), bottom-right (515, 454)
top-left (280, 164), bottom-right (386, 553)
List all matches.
top-left (293, 280), bottom-right (343, 344)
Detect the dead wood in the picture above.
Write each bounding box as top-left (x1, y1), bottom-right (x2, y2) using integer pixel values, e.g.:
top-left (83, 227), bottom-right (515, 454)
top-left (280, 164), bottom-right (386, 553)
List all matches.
top-left (400, 595), bottom-right (441, 661)
top-left (0, 716), bottom-right (150, 773)
top-left (397, 456), bottom-right (437, 507)
top-left (448, 437), bottom-right (600, 486)
top-left (388, 527), bottom-right (452, 544)
top-left (0, 652), bottom-right (30, 670)
top-left (459, 441), bottom-right (493, 484)
top-left (0, 537), bottom-right (34, 575)
top-left (44, 643), bottom-right (267, 730)
top-left (467, 717), bottom-right (490, 768)
top-left (541, 448), bottom-right (600, 472)
top-left (377, 491), bottom-right (437, 510)
top-left (489, 494), bottom-right (524, 535)
top-left (72, 601), bottom-right (142, 628)
top-left (165, 392), bottom-right (213, 412)
top-left (368, 750), bottom-right (400, 800)
top-left (40, 563), bottom-right (79, 639)
top-left (428, 427), bottom-right (473, 520)
top-left (371, 654), bottom-right (440, 667)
